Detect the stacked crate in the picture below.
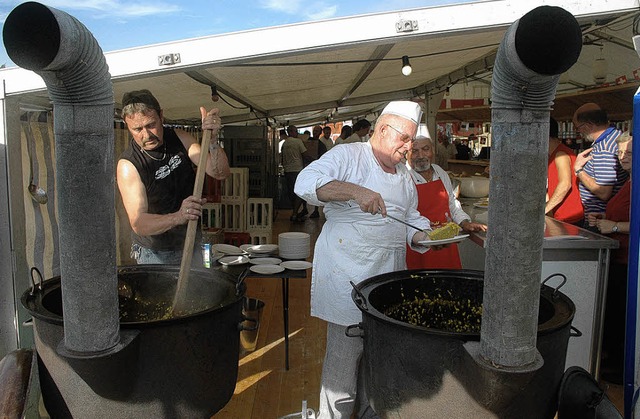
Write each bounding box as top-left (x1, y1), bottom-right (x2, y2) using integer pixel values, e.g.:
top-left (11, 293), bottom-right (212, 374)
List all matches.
top-left (202, 167), bottom-right (274, 244)
top-left (220, 168), bottom-right (249, 232)
top-left (201, 203), bottom-right (223, 245)
top-left (201, 203), bottom-right (222, 230)
top-left (246, 198), bottom-right (273, 244)
top-left (224, 126), bottom-right (272, 198)
top-left (233, 139), bottom-right (267, 198)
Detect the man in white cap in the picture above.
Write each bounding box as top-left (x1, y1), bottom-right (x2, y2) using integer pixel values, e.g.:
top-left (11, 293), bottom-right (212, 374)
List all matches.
top-left (406, 133), bottom-right (487, 269)
top-left (295, 101), bottom-right (432, 418)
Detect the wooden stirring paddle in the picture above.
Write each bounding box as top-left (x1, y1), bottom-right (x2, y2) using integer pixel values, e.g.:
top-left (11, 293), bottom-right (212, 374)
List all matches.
top-left (172, 128), bottom-right (213, 313)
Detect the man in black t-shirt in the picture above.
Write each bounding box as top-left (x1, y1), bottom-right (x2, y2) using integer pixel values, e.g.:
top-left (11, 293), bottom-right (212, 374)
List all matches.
top-left (117, 89), bottom-right (230, 264)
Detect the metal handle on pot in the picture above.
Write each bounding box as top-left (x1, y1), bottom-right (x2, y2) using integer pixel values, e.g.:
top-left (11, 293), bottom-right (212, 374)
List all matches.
top-left (239, 316), bottom-right (259, 332)
top-left (236, 267), bottom-right (250, 296)
top-left (29, 267), bottom-right (43, 295)
top-left (541, 273), bottom-right (567, 299)
top-left (350, 281), bottom-right (368, 311)
top-left (569, 326), bottom-right (582, 338)
top-left (345, 323), bottom-right (364, 338)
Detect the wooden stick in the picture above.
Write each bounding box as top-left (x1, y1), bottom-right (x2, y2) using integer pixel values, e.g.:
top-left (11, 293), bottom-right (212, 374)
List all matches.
top-left (172, 129), bottom-right (213, 312)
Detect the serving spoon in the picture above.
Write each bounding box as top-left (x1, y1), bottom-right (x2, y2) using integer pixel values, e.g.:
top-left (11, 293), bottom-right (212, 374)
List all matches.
top-left (384, 212), bottom-right (428, 234)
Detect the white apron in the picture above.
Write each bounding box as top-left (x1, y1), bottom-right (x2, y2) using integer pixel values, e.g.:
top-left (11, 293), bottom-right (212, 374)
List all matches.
top-left (296, 142), bottom-right (430, 326)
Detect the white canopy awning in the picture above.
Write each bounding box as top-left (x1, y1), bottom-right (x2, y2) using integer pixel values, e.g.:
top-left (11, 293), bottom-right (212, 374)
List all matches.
top-left (1, 0), bottom-right (639, 126)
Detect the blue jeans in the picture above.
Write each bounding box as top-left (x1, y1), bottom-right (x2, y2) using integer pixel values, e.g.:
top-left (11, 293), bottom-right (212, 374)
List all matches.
top-left (131, 244), bottom-right (182, 265)
top-left (131, 243), bottom-right (205, 266)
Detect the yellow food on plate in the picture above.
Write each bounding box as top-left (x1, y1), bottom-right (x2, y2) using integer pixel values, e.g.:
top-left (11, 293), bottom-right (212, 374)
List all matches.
top-left (428, 222), bottom-right (461, 241)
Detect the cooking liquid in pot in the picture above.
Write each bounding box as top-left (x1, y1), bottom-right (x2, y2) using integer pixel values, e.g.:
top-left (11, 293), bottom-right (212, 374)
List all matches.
top-left (116, 269), bottom-right (236, 323)
top-left (119, 295), bottom-right (215, 322)
top-left (384, 291), bottom-right (483, 333)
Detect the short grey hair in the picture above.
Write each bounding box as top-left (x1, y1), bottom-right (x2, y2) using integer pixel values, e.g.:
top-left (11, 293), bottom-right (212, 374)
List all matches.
top-left (616, 131), bottom-right (632, 145)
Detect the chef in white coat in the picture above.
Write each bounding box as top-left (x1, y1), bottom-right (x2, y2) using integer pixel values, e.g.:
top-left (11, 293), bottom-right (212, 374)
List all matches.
top-left (295, 101), bottom-right (431, 419)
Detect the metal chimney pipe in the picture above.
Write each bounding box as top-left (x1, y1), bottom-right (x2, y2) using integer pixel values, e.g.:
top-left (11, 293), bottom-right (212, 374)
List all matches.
top-left (480, 6), bottom-right (582, 368)
top-left (3, 2), bottom-right (119, 355)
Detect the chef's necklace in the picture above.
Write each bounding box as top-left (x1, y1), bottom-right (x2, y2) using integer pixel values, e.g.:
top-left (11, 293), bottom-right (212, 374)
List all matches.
top-left (141, 144), bottom-right (166, 161)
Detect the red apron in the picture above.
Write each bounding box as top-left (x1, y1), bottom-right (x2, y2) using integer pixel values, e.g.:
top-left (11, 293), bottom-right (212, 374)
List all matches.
top-left (406, 179), bottom-right (462, 269)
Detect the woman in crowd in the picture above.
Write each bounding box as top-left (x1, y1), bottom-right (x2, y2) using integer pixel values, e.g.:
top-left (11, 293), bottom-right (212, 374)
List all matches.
top-left (546, 117), bottom-right (584, 224)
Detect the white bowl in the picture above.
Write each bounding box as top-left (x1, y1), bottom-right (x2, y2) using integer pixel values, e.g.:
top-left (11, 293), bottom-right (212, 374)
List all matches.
top-left (457, 176), bottom-right (490, 198)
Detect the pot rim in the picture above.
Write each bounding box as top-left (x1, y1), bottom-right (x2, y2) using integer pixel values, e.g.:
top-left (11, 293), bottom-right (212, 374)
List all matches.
top-left (351, 269), bottom-right (575, 339)
top-left (21, 265), bottom-right (245, 327)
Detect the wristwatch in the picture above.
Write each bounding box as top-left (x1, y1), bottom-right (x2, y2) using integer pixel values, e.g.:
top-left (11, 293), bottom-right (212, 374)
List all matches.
top-left (574, 168), bottom-right (584, 176)
top-left (612, 223), bottom-right (619, 233)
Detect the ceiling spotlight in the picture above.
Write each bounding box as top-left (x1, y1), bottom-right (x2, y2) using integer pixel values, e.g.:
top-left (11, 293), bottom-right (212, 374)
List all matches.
top-left (210, 85), bottom-right (220, 102)
top-left (592, 48), bottom-right (607, 85)
top-left (401, 55), bottom-right (412, 76)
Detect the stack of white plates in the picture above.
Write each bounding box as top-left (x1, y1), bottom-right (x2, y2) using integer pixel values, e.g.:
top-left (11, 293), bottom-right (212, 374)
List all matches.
top-left (212, 244), bottom-right (246, 255)
top-left (278, 232), bottom-right (311, 259)
top-left (280, 260), bottom-right (313, 270)
top-left (249, 264), bottom-right (285, 275)
top-left (250, 257), bottom-right (283, 265)
top-left (243, 244), bottom-right (279, 258)
top-left (218, 255), bottom-right (249, 266)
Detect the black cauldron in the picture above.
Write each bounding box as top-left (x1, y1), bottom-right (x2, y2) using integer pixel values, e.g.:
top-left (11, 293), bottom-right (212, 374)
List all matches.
top-left (349, 269), bottom-right (576, 419)
top-left (22, 265), bottom-right (247, 419)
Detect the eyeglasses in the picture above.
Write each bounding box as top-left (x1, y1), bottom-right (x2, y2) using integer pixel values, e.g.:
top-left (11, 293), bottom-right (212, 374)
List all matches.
top-left (574, 122), bottom-right (587, 130)
top-left (617, 149), bottom-right (632, 157)
top-left (385, 124), bottom-right (414, 143)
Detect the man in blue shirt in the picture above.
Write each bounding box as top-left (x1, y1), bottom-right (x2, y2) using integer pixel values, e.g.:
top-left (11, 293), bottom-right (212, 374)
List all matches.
top-left (572, 103), bottom-right (628, 229)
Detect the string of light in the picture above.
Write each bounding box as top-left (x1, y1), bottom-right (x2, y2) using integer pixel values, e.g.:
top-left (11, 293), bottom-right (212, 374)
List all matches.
top-left (227, 43), bottom-right (500, 76)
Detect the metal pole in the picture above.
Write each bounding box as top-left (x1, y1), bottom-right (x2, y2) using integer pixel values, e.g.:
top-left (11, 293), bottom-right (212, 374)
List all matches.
top-left (624, 58), bottom-right (640, 418)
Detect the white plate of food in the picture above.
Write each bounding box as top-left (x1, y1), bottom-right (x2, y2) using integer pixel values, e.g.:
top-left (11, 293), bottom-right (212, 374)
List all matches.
top-left (212, 244), bottom-right (246, 255)
top-left (473, 202), bottom-right (489, 209)
top-left (249, 264), bottom-right (285, 275)
top-left (246, 244), bottom-right (279, 254)
top-left (418, 234), bottom-right (470, 247)
top-left (218, 255), bottom-right (250, 266)
top-left (280, 260), bottom-right (313, 270)
top-left (250, 257), bottom-right (283, 265)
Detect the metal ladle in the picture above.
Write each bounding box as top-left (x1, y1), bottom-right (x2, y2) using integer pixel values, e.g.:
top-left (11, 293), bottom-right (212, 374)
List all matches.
top-left (24, 122), bottom-right (48, 204)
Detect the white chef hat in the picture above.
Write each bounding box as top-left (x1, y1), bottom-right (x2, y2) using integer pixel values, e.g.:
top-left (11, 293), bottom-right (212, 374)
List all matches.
top-left (380, 101), bottom-right (423, 125)
top-left (416, 124), bottom-right (431, 139)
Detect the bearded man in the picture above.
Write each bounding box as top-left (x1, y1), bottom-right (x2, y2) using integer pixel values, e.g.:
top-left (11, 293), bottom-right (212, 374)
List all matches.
top-left (406, 134), bottom-right (486, 269)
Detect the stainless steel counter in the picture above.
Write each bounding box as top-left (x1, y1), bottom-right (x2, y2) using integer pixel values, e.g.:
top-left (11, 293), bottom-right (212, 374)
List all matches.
top-left (461, 196), bottom-right (618, 250)
top-left (456, 196), bottom-right (619, 377)
top-left (447, 159), bottom-right (490, 176)
top-left (448, 159), bottom-right (491, 167)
